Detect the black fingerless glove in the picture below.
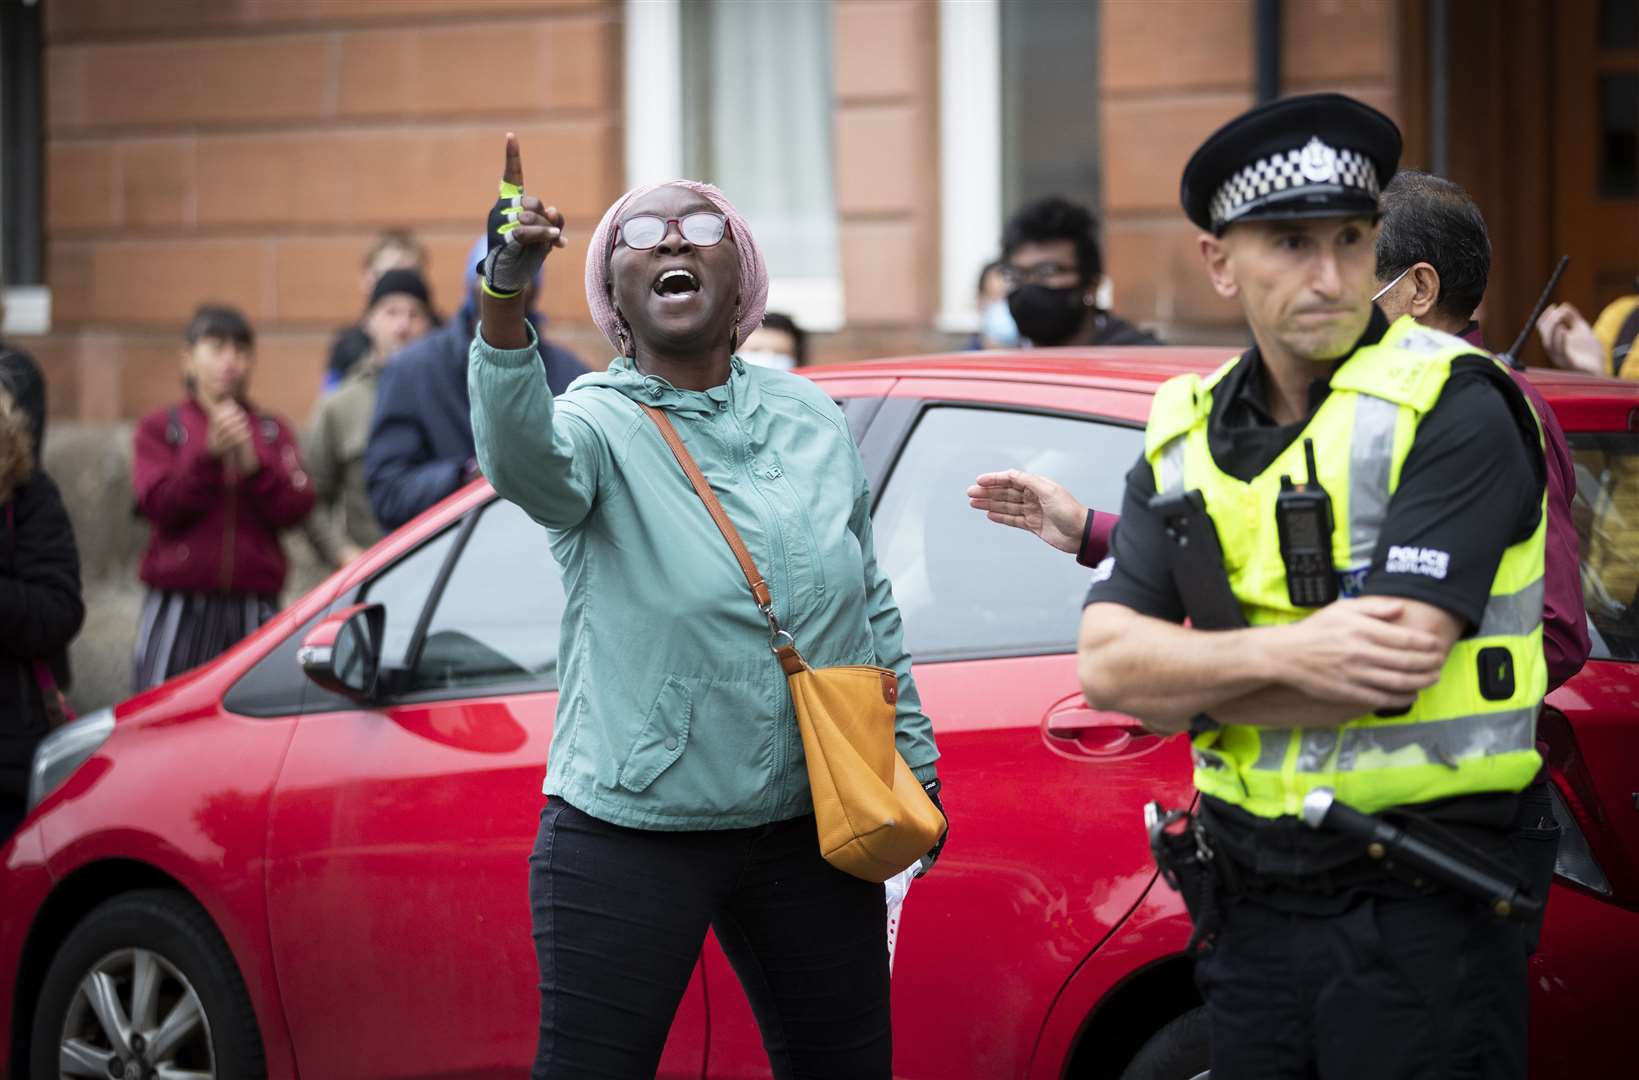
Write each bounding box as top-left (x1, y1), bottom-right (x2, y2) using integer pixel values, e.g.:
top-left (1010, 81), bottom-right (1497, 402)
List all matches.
top-left (475, 179), bottom-right (544, 298)
top-left (916, 778), bottom-right (948, 878)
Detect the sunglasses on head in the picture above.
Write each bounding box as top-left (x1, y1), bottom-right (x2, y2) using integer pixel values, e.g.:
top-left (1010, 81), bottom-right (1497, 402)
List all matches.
top-left (618, 212), bottom-right (728, 252)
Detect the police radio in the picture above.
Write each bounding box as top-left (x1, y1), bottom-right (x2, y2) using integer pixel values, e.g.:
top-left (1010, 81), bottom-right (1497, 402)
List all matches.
top-left (1276, 438), bottom-right (1337, 607)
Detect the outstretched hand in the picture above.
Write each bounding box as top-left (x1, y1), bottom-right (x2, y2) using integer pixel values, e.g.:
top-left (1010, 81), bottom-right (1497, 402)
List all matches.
top-left (480, 132), bottom-right (566, 297)
top-left (967, 469), bottom-right (1087, 555)
top-left (1536, 302), bottom-right (1607, 376)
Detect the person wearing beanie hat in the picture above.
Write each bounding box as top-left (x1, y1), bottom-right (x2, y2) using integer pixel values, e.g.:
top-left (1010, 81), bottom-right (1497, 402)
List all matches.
top-left (468, 134), bottom-right (942, 1078)
top-left (302, 269), bottom-right (435, 568)
top-left (322, 229), bottom-right (431, 393)
top-left (1069, 92), bottom-right (1548, 1077)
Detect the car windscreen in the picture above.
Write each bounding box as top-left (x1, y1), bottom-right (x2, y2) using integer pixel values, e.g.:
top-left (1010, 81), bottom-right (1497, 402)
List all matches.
top-left (1570, 432), bottom-right (1639, 661)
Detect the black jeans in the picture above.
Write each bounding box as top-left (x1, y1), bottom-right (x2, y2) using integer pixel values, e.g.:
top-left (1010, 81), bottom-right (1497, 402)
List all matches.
top-left (528, 800), bottom-right (891, 1080)
top-left (1195, 888), bottom-right (1529, 1080)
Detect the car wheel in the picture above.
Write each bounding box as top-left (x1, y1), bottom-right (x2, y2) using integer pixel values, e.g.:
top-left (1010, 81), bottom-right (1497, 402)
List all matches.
top-left (1119, 1005), bottom-right (1210, 1080)
top-left (29, 889), bottom-right (265, 1080)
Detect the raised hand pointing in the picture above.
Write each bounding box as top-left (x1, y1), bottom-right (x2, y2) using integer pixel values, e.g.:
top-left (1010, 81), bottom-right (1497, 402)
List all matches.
top-left (479, 132), bottom-right (566, 299)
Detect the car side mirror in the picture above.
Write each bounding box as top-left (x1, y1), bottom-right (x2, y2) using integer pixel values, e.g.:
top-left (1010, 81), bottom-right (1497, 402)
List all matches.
top-left (297, 602), bottom-right (385, 701)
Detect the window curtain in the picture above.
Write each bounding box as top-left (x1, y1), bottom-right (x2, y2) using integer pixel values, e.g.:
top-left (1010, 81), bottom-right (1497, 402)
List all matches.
top-left (683, 0), bottom-right (841, 285)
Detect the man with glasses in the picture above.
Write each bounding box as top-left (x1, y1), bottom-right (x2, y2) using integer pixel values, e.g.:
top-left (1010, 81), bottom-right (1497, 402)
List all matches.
top-left (1000, 196), bottom-right (1159, 348)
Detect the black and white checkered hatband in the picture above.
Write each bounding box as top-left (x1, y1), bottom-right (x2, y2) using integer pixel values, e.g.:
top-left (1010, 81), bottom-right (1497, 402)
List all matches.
top-left (1209, 136), bottom-right (1380, 230)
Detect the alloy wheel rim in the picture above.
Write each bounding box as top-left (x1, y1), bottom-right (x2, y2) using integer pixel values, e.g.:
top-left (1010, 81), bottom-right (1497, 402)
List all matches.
top-left (57, 947), bottom-right (216, 1080)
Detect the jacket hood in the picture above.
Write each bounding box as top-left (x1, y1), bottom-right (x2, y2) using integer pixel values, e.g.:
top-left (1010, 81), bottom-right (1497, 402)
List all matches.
top-left (0, 346), bottom-right (46, 461)
top-left (566, 355), bottom-right (755, 419)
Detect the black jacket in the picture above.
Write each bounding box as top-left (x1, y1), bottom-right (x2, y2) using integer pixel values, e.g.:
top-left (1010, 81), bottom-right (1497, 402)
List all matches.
top-left (1090, 312), bottom-right (1161, 346)
top-left (0, 347), bottom-right (85, 799)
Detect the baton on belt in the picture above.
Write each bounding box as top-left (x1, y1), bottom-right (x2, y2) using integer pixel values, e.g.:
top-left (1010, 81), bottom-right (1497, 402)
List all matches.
top-left (1301, 787), bottom-right (1542, 922)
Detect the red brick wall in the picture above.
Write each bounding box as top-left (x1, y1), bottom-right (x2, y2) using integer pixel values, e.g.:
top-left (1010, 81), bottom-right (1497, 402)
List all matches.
top-left (822, 0), bottom-right (955, 364)
top-left (1101, 0), bottom-right (1407, 344)
top-left (19, 0), bottom-right (1416, 412)
top-left (28, 0), bottom-right (622, 425)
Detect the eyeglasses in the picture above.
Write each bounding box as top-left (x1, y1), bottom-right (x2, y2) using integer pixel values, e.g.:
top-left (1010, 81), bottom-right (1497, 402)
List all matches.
top-left (1001, 261), bottom-right (1080, 287)
top-left (617, 212), bottom-right (728, 251)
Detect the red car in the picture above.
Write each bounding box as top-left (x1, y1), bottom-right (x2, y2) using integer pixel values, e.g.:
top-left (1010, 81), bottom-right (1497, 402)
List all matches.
top-left (3, 352), bottom-right (1632, 1080)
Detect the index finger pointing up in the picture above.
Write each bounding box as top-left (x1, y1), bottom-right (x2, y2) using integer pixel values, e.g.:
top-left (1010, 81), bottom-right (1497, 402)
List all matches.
top-left (503, 131), bottom-right (523, 188)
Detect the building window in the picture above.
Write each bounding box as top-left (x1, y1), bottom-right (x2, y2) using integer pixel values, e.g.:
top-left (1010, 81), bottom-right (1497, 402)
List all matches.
top-left (1000, 0), bottom-right (1101, 213)
top-left (1600, 74), bottom-right (1637, 199)
top-left (936, 0), bottom-right (1104, 332)
top-left (624, 0), bottom-right (843, 331)
top-left (1, 0), bottom-right (48, 334)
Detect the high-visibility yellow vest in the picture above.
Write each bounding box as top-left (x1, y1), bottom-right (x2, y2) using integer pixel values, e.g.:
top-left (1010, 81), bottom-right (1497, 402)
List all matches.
top-left (1145, 315), bottom-right (1546, 818)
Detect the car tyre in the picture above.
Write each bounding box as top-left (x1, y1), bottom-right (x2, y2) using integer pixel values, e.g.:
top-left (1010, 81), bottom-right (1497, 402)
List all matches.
top-left (1119, 1005), bottom-right (1210, 1080)
top-left (30, 888), bottom-right (265, 1080)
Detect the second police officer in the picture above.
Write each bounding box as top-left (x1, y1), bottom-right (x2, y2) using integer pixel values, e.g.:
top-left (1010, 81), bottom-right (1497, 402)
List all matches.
top-left (1077, 94), bottom-right (1546, 1078)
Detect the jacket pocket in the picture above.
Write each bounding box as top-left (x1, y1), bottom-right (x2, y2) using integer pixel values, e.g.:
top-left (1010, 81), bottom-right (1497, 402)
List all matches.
top-left (616, 675), bottom-right (693, 793)
top-left (762, 457), bottom-right (827, 595)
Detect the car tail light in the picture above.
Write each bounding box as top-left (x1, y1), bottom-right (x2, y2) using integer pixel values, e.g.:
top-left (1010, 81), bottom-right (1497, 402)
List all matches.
top-left (1548, 782), bottom-right (1612, 895)
top-left (1538, 707), bottom-right (1634, 902)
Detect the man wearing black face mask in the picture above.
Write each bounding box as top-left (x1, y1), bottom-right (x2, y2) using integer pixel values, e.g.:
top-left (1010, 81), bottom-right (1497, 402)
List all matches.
top-left (1001, 196), bottom-right (1159, 348)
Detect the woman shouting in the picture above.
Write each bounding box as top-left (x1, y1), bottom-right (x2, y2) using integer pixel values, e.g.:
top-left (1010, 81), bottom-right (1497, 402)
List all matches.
top-left (468, 134), bottom-right (943, 1079)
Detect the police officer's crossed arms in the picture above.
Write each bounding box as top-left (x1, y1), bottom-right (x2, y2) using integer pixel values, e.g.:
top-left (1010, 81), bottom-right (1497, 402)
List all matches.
top-left (974, 95), bottom-right (1547, 1080)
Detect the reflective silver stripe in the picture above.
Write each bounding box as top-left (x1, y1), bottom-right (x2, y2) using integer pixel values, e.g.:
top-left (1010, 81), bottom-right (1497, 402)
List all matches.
top-left (1193, 748), bottom-right (1232, 772)
top-left (1349, 394), bottom-right (1399, 565)
top-left (1477, 578), bottom-right (1545, 638)
top-left (1253, 727), bottom-right (1298, 770)
top-left (1295, 727), bottom-right (1340, 772)
top-left (1332, 707), bottom-right (1537, 773)
top-left (1158, 436), bottom-right (1186, 495)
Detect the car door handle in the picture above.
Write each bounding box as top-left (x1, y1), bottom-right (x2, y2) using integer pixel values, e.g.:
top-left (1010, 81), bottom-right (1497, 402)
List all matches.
top-left (1046, 706), bottom-right (1149, 737)
top-left (1045, 706), bottom-right (1153, 755)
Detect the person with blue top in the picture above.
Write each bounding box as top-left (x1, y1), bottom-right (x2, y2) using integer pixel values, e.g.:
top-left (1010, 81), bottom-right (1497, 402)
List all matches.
top-left (364, 235), bottom-right (585, 533)
top-left (467, 134), bottom-right (944, 1079)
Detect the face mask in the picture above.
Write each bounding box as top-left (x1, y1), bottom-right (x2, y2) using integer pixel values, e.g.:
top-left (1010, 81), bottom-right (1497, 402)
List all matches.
top-left (739, 350), bottom-right (796, 371)
top-left (1007, 284), bottom-right (1089, 347)
top-left (1371, 266), bottom-right (1410, 304)
top-left (979, 299), bottom-right (1021, 347)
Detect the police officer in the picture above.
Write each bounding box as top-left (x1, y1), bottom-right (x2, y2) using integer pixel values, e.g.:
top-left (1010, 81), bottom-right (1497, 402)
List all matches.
top-left (1079, 94), bottom-right (1546, 1078)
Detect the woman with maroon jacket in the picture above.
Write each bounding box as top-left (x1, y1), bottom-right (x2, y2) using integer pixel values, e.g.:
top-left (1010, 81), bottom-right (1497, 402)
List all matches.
top-left (131, 305), bottom-right (315, 691)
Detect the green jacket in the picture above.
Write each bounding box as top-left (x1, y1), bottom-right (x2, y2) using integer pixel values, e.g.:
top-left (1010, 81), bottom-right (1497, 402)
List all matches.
top-left (469, 326), bottom-right (939, 830)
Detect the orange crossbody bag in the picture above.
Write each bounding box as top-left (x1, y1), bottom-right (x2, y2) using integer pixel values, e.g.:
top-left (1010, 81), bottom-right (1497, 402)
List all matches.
top-left (640, 404), bottom-right (946, 883)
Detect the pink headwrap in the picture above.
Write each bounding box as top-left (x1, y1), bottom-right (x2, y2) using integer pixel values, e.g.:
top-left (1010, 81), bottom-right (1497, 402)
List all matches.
top-left (584, 179), bottom-right (769, 355)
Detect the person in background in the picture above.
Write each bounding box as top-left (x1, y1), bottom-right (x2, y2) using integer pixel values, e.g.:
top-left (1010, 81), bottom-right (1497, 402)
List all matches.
top-left (970, 258), bottom-right (1021, 349)
top-left (1001, 196), bottom-right (1158, 348)
top-left (739, 310), bottom-right (807, 370)
top-left (1536, 286), bottom-right (1639, 378)
top-left (132, 305), bottom-right (315, 691)
top-left (303, 268), bottom-right (435, 569)
top-left (364, 237), bottom-right (586, 532)
top-left (324, 229), bottom-right (431, 392)
top-left (1371, 169), bottom-right (1590, 697)
top-left (0, 348), bottom-right (84, 842)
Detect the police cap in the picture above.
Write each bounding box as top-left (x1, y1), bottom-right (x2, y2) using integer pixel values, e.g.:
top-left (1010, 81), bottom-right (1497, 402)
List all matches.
top-left (1180, 92), bottom-right (1402, 234)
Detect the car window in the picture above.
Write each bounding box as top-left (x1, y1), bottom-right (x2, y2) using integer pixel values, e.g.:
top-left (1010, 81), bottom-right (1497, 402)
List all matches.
top-left (872, 405), bottom-right (1141, 661)
top-left (1568, 432), bottom-right (1639, 661)
top-left (408, 498), bottom-right (566, 692)
top-left (359, 525), bottom-right (461, 672)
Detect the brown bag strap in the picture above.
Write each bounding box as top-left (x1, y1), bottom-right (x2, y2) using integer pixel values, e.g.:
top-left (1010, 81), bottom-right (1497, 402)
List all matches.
top-left (639, 403), bottom-right (811, 674)
top-left (638, 403), bottom-right (773, 609)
